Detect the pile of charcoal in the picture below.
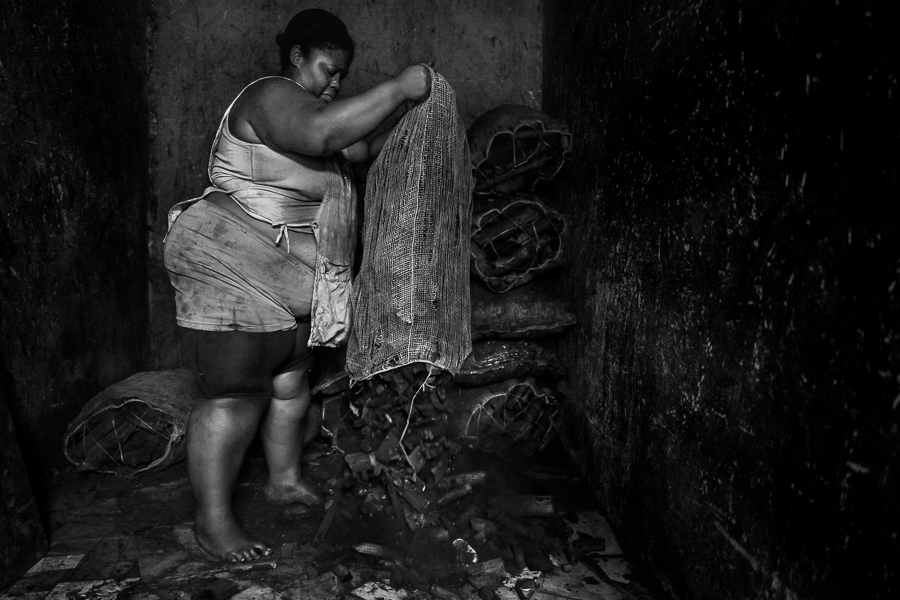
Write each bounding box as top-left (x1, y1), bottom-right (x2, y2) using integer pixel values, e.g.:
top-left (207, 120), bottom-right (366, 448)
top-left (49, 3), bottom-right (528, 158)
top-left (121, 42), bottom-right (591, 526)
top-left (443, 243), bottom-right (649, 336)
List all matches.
top-left (312, 362), bottom-right (477, 527)
top-left (308, 102), bottom-right (575, 525)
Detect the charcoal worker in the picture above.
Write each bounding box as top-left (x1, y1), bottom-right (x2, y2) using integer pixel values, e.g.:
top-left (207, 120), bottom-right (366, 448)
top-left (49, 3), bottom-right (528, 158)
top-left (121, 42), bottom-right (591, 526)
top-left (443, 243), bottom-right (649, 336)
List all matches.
top-left (163, 8), bottom-right (431, 563)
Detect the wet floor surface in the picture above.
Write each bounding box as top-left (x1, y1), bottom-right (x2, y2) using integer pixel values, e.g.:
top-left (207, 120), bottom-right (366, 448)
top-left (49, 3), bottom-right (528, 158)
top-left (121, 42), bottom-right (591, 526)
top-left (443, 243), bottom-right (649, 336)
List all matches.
top-left (2, 440), bottom-right (669, 600)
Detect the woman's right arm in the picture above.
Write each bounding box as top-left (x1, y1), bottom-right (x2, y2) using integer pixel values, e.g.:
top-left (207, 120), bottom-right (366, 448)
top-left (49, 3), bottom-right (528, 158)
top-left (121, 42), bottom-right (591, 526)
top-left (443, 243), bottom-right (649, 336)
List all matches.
top-left (251, 65), bottom-right (430, 157)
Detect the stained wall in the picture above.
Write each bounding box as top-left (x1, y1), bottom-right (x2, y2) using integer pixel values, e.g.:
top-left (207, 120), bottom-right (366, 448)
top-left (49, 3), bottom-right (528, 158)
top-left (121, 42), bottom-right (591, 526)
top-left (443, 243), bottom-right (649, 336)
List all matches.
top-left (544, 1), bottom-right (899, 598)
top-left (0, 0), bottom-right (151, 484)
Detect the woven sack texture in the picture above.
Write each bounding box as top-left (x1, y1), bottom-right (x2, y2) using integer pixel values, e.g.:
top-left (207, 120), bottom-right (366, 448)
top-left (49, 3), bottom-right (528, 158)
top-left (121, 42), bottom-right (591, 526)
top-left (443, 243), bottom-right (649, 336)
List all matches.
top-left (452, 339), bottom-right (565, 388)
top-left (470, 280), bottom-right (577, 340)
top-left (467, 104), bottom-right (573, 197)
top-left (346, 69), bottom-right (473, 380)
top-left (64, 370), bottom-right (200, 477)
top-left (446, 377), bottom-right (558, 456)
top-left (470, 194), bottom-right (566, 293)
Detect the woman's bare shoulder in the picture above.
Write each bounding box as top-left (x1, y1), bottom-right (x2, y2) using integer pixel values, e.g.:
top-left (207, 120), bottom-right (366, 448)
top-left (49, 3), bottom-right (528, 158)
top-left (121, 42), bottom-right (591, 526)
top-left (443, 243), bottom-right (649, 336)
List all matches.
top-left (250, 77), bottom-right (311, 103)
top-left (231, 77), bottom-right (307, 114)
top-left (230, 77), bottom-right (321, 151)
top-left (232, 78), bottom-right (313, 133)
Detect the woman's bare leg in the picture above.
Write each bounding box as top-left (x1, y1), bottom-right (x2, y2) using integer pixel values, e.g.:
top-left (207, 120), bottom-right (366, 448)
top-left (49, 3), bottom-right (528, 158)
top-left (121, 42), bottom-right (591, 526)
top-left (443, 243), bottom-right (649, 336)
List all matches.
top-left (261, 367), bottom-right (324, 505)
top-left (187, 395), bottom-right (273, 562)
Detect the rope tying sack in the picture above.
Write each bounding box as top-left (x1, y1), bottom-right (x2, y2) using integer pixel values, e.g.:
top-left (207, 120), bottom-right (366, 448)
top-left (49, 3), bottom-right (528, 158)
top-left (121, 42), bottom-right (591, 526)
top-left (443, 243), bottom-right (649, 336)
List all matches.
top-left (468, 104), bottom-right (573, 197)
top-left (470, 194), bottom-right (567, 293)
top-left (64, 370), bottom-right (201, 477)
top-left (346, 68), bottom-right (473, 381)
top-left (446, 377), bottom-right (558, 457)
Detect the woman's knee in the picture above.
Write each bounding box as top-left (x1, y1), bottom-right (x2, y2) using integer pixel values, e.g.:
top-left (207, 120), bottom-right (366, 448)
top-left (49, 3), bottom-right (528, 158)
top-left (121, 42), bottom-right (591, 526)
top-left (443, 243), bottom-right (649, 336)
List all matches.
top-left (272, 325), bottom-right (314, 400)
top-left (267, 395), bottom-right (311, 425)
top-left (271, 368), bottom-right (310, 400)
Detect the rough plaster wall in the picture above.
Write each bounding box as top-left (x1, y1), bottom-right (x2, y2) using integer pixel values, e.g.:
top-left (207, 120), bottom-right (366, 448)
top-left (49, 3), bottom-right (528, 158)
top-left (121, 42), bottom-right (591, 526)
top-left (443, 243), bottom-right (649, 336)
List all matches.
top-left (543, 0), bottom-right (898, 599)
top-left (0, 0), bottom-right (151, 482)
top-left (147, 0), bottom-right (543, 368)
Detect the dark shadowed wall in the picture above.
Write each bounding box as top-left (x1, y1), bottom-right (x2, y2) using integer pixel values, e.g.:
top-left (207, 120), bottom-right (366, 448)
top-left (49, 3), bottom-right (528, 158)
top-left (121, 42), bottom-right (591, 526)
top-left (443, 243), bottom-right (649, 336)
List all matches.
top-left (544, 1), bottom-right (898, 599)
top-left (0, 386), bottom-right (47, 589)
top-left (0, 1), bottom-right (151, 485)
top-left (146, 0), bottom-right (544, 368)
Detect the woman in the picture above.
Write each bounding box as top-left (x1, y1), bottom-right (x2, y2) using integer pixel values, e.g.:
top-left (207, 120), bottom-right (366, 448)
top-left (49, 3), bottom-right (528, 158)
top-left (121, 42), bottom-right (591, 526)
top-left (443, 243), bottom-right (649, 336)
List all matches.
top-left (163, 9), bottom-right (430, 563)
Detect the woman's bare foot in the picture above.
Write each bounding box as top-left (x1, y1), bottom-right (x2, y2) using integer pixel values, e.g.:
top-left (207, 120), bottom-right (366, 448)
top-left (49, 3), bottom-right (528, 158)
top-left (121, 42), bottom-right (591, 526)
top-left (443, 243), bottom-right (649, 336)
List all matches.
top-left (194, 511), bottom-right (273, 563)
top-left (262, 478), bottom-right (324, 506)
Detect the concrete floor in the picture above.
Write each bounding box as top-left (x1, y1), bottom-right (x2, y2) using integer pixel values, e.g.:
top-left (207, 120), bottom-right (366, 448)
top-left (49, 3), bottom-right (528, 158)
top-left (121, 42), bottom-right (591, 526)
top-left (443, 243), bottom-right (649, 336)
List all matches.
top-left (2, 440), bottom-right (668, 600)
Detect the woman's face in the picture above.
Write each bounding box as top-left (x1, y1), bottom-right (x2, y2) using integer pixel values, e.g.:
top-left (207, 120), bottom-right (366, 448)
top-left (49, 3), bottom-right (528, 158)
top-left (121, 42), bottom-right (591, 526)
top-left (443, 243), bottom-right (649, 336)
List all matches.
top-left (295, 47), bottom-right (351, 103)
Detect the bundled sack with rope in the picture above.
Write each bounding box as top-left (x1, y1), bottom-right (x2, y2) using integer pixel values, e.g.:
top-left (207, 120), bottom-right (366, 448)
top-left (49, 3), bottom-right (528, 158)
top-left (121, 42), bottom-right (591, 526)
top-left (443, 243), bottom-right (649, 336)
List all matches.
top-left (445, 377), bottom-right (558, 457)
top-left (468, 104), bottom-right (573, 197)
top-left (471, 279), bottom-right (577, 340)
top-left (470, 193), bottom-right (566, 293)
top-left (346, 68), bottom-right (473, 381)
top-left (64, 370), bottom-right (201, 477)
top-left (453, 339), bottom-right (565, 388)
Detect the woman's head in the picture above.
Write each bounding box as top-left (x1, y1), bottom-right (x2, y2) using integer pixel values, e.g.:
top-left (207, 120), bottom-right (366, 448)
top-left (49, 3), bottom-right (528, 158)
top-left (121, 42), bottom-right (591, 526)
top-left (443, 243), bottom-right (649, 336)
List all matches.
top-left (276, 9), bottom-right (355, 71)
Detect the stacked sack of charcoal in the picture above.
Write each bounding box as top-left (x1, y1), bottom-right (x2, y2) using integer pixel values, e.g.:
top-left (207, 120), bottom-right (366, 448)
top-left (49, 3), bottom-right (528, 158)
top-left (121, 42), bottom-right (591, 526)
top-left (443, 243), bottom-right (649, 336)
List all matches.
top-left (446, 103), bottom-right (576, 458)
top-left (467, 104), bottom-right (572, 294)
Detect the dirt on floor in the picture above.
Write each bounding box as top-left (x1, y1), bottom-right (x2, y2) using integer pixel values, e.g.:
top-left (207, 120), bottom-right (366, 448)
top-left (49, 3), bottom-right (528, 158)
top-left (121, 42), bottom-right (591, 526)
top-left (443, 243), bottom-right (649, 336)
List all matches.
top-left (3, 438), bottom-right (667, 600)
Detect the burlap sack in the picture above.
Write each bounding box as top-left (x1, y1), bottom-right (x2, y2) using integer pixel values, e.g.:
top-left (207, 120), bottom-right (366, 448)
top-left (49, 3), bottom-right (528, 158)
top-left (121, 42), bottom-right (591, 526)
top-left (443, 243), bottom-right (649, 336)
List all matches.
top-left (453, 339), bottom-right (565, 388)
top-left (468, 104), bottom-right (573, 197)
top-left (446, 377), bottom-right (558, 456)
top-left (470, 280), bottom-right (577, 340)
top-left (347, 68), bottom-right (473, 380)
top-left (470, 194), bottom-right (566, 293)
top-left (64, 370), bottom-right (200, 477)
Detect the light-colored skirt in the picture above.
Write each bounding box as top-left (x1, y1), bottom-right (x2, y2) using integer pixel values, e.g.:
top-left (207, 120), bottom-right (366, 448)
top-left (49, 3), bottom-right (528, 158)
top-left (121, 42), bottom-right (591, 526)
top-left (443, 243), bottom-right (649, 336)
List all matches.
top-left (163, 199), bottom-right (314, 333)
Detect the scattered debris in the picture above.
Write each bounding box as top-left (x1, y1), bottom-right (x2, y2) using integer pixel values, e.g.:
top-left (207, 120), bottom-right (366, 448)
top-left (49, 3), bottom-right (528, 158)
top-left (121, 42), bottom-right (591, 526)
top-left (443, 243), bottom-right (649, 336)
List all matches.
top-left (593, 556), bottom-right (633, 585)
top-left (190, 578), bottom-right (240, 600)
top-left (466, 557), bottom-right (507, 589)
top-left (353, 542), bottom-right (404, 563)
top-left (138, 550), bottom-right (190, 580)
top-left (350, 581), bottom-right (409, 600)
top-left (487, 495), bottom-right (556, 517)
top-left (565, 511), bottom-right (623, 555)
top-left (313, 488), bottom-right (344, 548)
top-left (25, 554), bottom-right (85, 573)
top-left (229, 583), bottom-right (292, 600)
top-left (12, 392), bottom-right (657, 600)
top-left (514, 576), bottom-right (537, 599)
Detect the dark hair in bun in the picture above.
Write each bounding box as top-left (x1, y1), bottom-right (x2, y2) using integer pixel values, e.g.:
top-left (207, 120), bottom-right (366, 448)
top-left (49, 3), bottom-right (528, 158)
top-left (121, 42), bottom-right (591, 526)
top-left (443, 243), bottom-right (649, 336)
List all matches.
top-left (276, 9), bottom-right (355, 70)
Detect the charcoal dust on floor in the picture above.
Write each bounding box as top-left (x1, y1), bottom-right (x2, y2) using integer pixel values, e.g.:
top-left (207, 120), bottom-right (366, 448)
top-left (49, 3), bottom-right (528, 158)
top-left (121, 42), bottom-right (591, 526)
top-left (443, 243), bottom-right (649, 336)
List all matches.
top-left (2, 425), bottom-right (665, 600)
